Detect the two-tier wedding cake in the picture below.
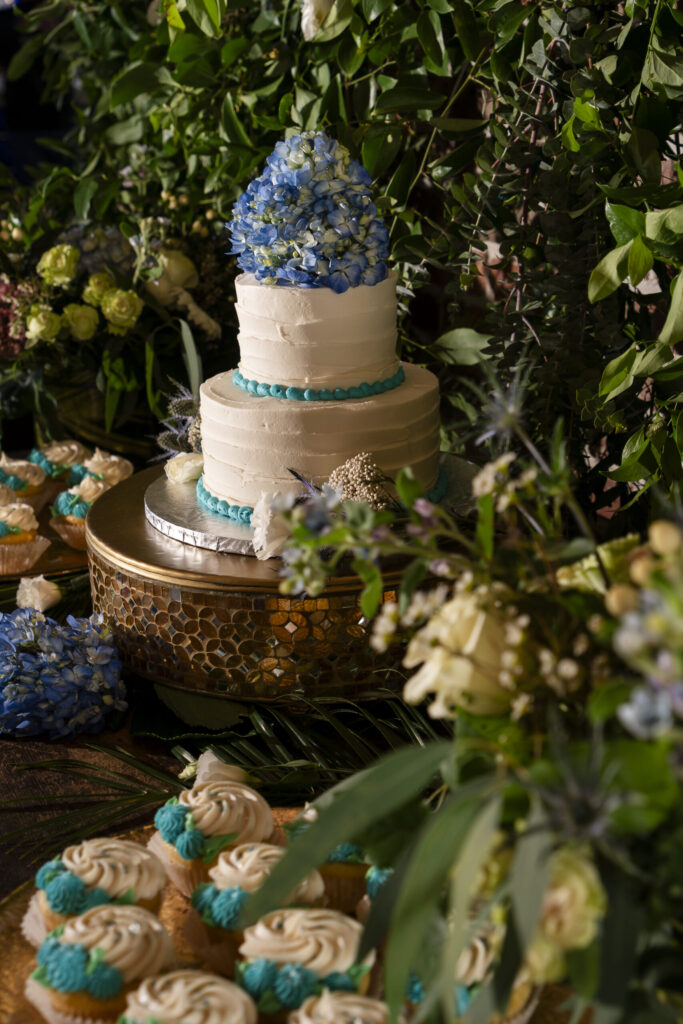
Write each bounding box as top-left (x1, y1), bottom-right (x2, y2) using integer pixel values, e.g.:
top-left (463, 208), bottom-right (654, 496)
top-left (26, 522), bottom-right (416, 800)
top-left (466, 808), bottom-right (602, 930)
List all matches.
top-left (195, 131), bottom-right (441, 526)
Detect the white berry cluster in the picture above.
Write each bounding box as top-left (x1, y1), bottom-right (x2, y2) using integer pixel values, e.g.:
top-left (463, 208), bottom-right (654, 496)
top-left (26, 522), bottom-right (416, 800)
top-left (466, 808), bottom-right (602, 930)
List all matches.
top-left (328, 452), bottom-right (390, 509)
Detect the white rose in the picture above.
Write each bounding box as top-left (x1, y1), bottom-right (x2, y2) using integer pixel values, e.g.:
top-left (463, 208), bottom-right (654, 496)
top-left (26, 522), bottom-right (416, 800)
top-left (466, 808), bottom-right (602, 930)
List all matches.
top-left (403, 592), bottom-right (515, 717)
top-left (301, 0), bottom-right (334, 40)
top-left (16, 574), bottom-right (62, 613)
top-left (251, 491), bottom-right (292, 560)
top-left (164, 453), bottom-right (204, 483)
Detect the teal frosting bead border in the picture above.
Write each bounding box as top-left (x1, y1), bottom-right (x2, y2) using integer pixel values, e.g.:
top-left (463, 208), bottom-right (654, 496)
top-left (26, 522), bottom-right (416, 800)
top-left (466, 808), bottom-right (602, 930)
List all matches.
top-left (232, 365), bottom-right (406, 402)
top-left (426, 466), bottom-right (448, 504)
top-left (197, 476), bottom-right (253, 526)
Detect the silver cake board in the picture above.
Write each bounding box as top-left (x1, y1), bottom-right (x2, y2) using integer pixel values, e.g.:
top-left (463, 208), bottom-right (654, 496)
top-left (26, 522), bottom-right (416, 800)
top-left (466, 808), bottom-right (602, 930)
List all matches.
top-left (144, 454), bottom-right (477, 557)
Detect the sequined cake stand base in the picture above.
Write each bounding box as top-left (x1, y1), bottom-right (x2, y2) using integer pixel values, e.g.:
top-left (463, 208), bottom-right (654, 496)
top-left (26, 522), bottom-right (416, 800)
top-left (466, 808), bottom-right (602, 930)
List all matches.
top-left (87, 463), bottom-right (474, 721)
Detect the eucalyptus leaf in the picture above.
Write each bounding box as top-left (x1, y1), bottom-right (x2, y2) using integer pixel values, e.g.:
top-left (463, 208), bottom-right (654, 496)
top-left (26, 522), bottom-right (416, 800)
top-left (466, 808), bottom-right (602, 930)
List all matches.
top-left (657, 272), bottom-right (683, 347)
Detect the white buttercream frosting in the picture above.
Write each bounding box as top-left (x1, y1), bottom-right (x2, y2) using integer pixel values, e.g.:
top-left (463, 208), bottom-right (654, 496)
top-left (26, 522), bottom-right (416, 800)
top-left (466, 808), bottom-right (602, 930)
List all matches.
top-left (0, 453), bottom-right (46, 488)
top-left (0, 483), bottom-right (17, 503)
top-left (0, 502), bottom-right (38, 531)
top-left (178, 780), bottom-right (274, 842)
top-left (84, 447), bottom-right (134, 484)
top-left (456, 936), bottom-right (494, 986)
top-left (41, 441), bottom-right (91, 467)
top-left (235, 272), bottom-right (400, 389)
top-left (239, 908), bottom-right (369, 976)
top-left (123, 970), bottom-right (257, 1024)
top-left (289, 991), bottom-right (389, 1024)
top-left (60, 905), bottom-right (175, 983)
top-left (61, 838), bottom-right (166, 901)
top-left (68, 476), bottom-right (111, 504)
top-left (200, 362), bottom-right (440, 508)
top-left (209, 843), bottom-right (324, 904)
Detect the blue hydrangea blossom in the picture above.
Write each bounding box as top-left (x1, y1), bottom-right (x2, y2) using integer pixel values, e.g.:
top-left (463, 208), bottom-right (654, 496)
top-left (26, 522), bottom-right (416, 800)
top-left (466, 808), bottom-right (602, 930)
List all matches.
top-left (0, 609), bottom-right (126, 739)
top-left (227, 131), bottom-right (389, 293)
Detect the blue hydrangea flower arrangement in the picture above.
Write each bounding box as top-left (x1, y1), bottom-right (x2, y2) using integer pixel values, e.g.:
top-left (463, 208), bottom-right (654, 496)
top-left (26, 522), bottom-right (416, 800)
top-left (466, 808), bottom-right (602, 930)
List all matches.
top-left (0, 609), bottom-right (126, 738)
top-left (227, 131), bottom-right (390, 293)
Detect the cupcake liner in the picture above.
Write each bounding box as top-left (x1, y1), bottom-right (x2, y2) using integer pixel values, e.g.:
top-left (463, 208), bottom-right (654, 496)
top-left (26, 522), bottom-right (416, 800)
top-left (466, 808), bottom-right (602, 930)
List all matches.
top-left (184, 906), bottom-right (243, 976)
top-left (50, 518), bottom-right (87, 551)
top-left (19, 489), bottom-right (52, 514)
top-left (319, 868), bottom-right (367, 915)
top-left (21, 891), bottom-right (48, 948)
top-left (0, 535), bottom-right (51, 576)
top-left (147, 830), bottom-right (209, 898)
top-left (503, 983), bottom-right (541, 1024)
top-left (44, 479), bottom-right (69, 504)
top-left (25, 976), bottom-right (115, 1024)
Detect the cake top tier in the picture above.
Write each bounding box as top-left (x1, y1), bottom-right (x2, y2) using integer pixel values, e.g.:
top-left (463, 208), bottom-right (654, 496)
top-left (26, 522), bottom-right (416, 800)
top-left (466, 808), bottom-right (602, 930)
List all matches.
top-left (227, 131), bottom-right (389, 294)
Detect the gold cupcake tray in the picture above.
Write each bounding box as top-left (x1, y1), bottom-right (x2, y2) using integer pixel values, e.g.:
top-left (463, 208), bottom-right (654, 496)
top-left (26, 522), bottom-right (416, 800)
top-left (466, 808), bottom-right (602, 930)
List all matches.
top-left (0, 819), bottom-right (546, 1024)
top-left (86, 463), bottom-right (474, 715)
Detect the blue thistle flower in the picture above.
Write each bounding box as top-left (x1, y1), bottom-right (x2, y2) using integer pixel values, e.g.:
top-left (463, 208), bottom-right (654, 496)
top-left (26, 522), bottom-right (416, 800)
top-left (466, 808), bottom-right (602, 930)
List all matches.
top-left (227, 131), bottom-right (389, 291)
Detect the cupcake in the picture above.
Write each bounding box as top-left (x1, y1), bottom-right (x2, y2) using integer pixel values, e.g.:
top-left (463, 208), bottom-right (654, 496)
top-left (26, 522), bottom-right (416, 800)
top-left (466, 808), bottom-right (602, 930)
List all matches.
top-left (355, 867), bottom-right (393, 924)
top-left (235, 908), bottom-right (374, 1021)
top-left (117, 969), bottom-right (257, 1024)
top-left (50, 476), bottom-right (112, 550)
top-left (0, 500), bottom-right (50, 575)
top-left (22, 838), bottom-right (167, 948)
top-left (287, 808), bottom-right (367, 914)
top-left (150, 780), bottom-right (275, 897)
top-left (188, 843), bottom-right (325, 975)
top-left (29, 441), bottom-right (93, 483)
top-left (80, 448), bottom-right (134, 486)
top-left (288, 990), bottom-right (390, 1024)
top-left (25, 904), bottom-right (175, 1024)
top-left (0, 452), bottom-right (49, 511)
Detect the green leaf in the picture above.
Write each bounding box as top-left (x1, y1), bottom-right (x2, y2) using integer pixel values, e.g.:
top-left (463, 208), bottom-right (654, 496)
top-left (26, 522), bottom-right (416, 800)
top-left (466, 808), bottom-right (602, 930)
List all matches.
top-left (509, 797), bottom-right (551, 955)
top-left (567, 940), bottom-right (600, 1002)
top-left (605, 202), bottom-right (645, 245)
top-left (398, 561), bottom-right (427, 615)
top-left (178, 319), bottom-right (203, 397)
top-left (626, 126), bottom-right (661, 184)
top-left (627, 235), bottom-right (653, 287)
top-left (110, 62), bottom-right (161, 107)
top-left (105, 115), bottom-right (144, 145)
top-left (185, 0), bottom-right (221, 36)
top-left (431, 117), bottom-right (488, 133)
top-left (395, 467), bottom-right (423, 509)
top-left (220, 38), bottom-right (249, 66)
top-left (435, 327), bottom-right (492, 365)
top-left (417, 11), bottom-right (443, 66)
top-left (201, 831), bottom-right (238, 863)
top-left (314, 0), bottom-right (353, 42)
top-left (244, 741), bottom-right (453, 922)
top-left (598, 346), bottom-right (637, 397)
top-left (596, 868), bottom-right (644, 1008)
top-left (74, 178), bottom-right (98, 221)
top-left (361, 127), bottom-right (402, 179)
top-left (587, 681), bottom-right (633, 725)
top-left (658, 272), bottom-right (683, 346)
top-left (165, 2), bottom-right (185, 28)
top-left (354, 560), bottom-right (384, 619)
top-left (375, 86), bottom-right (444, 113)
top-left (450, 4), bottom-right (481, 61)
top-left (7, 37), bottom-right (42, 81)
top-left (588, 241), bottom-right (632, 302)
top-left (644, 205), bottom-right (683, 242)
top-left (362, 0), bottom-right (391, 21)
top-left (476, 494), bottom-right (494, 560)
top-left (144, 340), bottom-right (163, 418)
top-left (386, 150), bottom-right (416, 205)
top-left (220, 93), bottom-right (251, 148)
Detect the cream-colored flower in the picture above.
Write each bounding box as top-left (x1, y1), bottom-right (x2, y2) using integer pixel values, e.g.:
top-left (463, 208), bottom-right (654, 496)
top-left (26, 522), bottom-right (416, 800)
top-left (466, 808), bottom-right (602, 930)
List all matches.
top-left (604, 583), bottom-right (639, 616)
top-left (539, 846), bottom-right (606, 951)
top-left (403, 592), bottom-right (517, 717)
top-left (63, 303), bottom-right (99, 341)
top-left (648, 519), bottom-right (682, 556)
top-left (36, 244), bottom-right (79, 286)
top-left (25, 306), bottom-right (62, 345)
top-left (101, 288), bottom-right (144, 335)
top-left (252, 491), bottom-right (292, 560)
top-left (82, 272), bottom-right (115, 307)
top-left (164, 452), bottom-right (204, 484)
top-left (16, 574), bottom-right (61, 613)
top-left (524, 935), bottom-right (566, 985)
top-left (301, 0), bottom-right (334, 40)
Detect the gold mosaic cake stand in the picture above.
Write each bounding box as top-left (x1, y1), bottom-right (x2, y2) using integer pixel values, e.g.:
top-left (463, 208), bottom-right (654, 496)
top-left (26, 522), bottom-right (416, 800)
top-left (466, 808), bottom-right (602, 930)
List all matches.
top-left (87, 467), bottom-right (410, 716)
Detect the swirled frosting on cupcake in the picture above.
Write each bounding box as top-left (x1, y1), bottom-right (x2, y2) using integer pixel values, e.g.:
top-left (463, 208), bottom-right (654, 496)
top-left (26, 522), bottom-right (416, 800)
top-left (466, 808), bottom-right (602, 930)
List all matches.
top-left (0, 453), bottom-right (45, 489)
top-left (179, 781), bottom-right (274, 843)
top-left (61, 904), bottom-right (175, 983)
top-left (122, 970), bottom-right (257, 1024)
top-left (289, 990), bottom-right (389, 1024)
top-left (210, 843), bottom-right (324, 904)
top-left (61, 838), bottom-right (166, 902)
top-left (239, 909), bottom-right (365, 975)
top-left (53, 475), bottom-right (111, 519)
top-left (455, 935), bottom-right (494, 986)
top-left (41, 441), bottom-right (91, 468)
top-left (83, 447), bottom-right (134, 485)
top-left (0, 502), bottom-right (38, 533)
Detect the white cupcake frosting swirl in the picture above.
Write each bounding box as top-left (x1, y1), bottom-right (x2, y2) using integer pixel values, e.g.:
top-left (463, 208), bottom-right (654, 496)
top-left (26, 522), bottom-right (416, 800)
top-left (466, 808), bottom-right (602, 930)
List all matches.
top-left (239, 909), bottom-right (368, 976)
top-left (455, 936), bottom-right (494, 986)
top-left (84, 447), bottom-right (134, 484)
top-left (61, 905), bottom-right (175, 983)
top-left (68, 475), bottom-right (111, 504)
top-left (210, 843), bottom-right (324, 904)
top-left (179, 781), bottom-right (274, 842)
top-left (41, 441), bottom-right (91, 467)
top-left (0, 453), bottom-right (45, 487)
top-left (0, 502), bottom-right (38, 531)
top-left (289, 991), bottom-right (389, 1024)
top-left (124, 970), bottom-right (257, 1024)
top-left (61, 838), bottom-right (166, 901)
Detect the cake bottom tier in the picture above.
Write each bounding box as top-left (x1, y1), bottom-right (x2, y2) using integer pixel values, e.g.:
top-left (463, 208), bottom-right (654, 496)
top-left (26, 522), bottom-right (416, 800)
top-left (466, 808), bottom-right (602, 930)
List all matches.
top-left (200, 362), bottom-right (440, 509)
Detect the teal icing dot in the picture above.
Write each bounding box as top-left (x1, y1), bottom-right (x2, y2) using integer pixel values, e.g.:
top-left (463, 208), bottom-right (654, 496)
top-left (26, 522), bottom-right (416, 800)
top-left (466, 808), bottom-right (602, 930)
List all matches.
top-left (286, 387), bottom-right (304, 400)
top-left (256, 383), bottom-right (270, 397)
top-left (175, 828), bottom-right (205, 860)
top-left (303, 389), bottom-right (319, 401)
top-left (81, 887), bottom-right (111, 911)
top-left (154, 802), bottom-right (187, 843)
top-left (241, 958), bottom-right (278, 998)
top-left (44, 872), bottom-right (86, 915)
top-left (348, 387), bottom-right (363, 399)
top-left (85, 961), bottom-right (123, 999)
top-left (238, 506), bottom-right (252, 524)
top-left (247, 380), bottom-right (259, 394)
top-left (320, 389), bottom-right (334, 401)
top-left (46, 943), bottom-right (89, 993)
top-left (36, 859), bottom-right (64, 890)
top-left (273, 963), bottom-right (318, 1008)
top-left (323, 971), bottom-right (356, 991)
top-left (333, 388), bottom-right (345, 400)
top-left (272, 385), bottom-right (287, 398)
top-left (212, 885), bottom-right (249, 929)
top-left (359, 383), bottom-right (372, 396)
